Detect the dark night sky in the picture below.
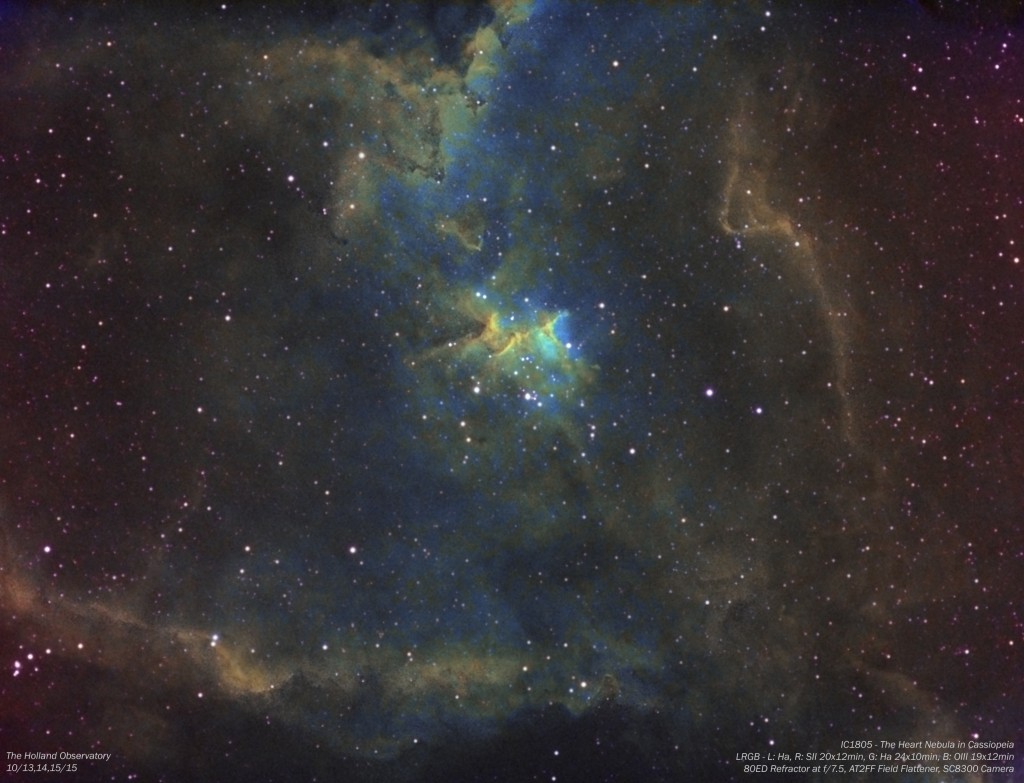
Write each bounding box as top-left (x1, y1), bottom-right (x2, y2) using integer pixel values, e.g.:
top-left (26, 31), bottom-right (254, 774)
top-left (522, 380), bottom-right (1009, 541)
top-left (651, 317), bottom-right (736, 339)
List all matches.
top-left (1, 2), bottom-right (1022, 781)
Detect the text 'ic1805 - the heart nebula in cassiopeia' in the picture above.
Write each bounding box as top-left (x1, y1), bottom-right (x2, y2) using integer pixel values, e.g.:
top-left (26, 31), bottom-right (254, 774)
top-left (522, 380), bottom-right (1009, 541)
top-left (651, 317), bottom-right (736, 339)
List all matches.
top-left (1, 2), bottom-right (1022, 782)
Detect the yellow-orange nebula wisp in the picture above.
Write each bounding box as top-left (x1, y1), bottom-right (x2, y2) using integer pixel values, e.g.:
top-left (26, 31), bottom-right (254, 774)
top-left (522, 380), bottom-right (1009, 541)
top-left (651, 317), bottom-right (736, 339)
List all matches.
top-left (717, 84), bottom-right (859, 446)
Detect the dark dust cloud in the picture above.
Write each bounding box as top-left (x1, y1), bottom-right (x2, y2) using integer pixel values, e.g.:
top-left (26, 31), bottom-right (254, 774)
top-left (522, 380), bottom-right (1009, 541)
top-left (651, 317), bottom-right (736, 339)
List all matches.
top-left (1, 2), bottom-right (1022, 781)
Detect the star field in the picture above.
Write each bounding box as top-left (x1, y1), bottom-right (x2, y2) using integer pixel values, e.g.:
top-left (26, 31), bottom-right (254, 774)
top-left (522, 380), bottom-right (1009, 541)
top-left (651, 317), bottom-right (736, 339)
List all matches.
top-left (1, 2), bottom-right (1022, 781)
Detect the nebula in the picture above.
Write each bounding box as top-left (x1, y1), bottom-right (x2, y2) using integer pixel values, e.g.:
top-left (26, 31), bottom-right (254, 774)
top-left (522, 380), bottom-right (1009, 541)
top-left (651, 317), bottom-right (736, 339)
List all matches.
top-left (1, 2), bottom-right (1021, 781)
